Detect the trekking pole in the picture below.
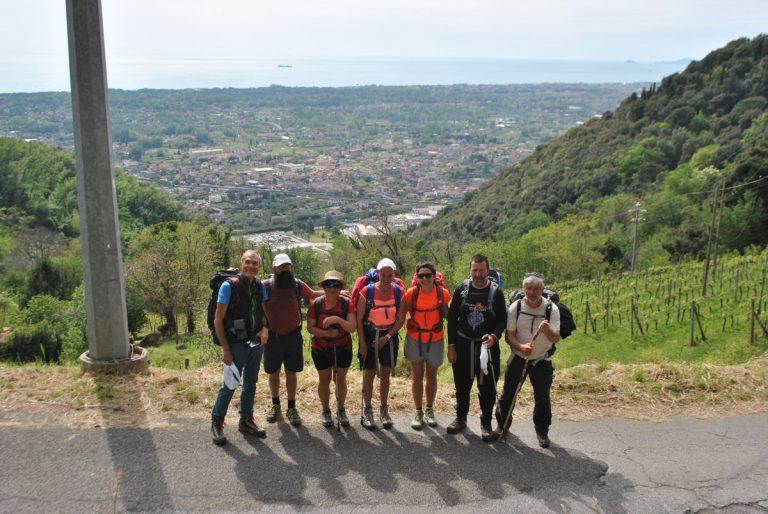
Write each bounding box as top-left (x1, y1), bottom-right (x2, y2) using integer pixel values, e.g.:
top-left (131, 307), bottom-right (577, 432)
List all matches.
top-left (373, 328), bottom-right (380, 379)
top-left (501, 327), bottom-right (542, 441)
top-left (486, 341), bottom-right (501, 415)
top-left (332, 341), bottom-right (341, 432)
top-left (388, 330), bottom-right (396, 378)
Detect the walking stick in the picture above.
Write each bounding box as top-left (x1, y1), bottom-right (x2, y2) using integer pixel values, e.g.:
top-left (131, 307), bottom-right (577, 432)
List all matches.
top-left (332, 341), bottom-right (341, 432)
top-left (388, 331), bottom-right (396, 378)
top-left (501, 327), bottom-right (542, 441)
top-left (373, 327), bottom-right (380, 379)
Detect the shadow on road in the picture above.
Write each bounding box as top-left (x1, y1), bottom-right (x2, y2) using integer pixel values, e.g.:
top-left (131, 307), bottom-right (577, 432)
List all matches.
top-left (222, 420), bottom-right (630, 511)
top-left (95, 374), bottom-right (174, 512)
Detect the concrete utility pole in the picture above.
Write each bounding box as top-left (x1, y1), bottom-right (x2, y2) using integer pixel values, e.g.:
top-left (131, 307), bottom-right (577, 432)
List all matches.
top-left (66, 0), bottom-right (142, 369)
top-left (628, 202), bottom-right (646, 273)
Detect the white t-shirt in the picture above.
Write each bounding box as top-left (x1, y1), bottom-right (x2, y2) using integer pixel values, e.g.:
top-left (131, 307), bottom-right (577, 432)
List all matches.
top-left (507, 298), bottom-right (560, 360)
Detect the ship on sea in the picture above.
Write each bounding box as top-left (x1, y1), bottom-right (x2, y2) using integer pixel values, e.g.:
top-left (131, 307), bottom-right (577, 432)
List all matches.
top-left (277, 64), bottom-right (293, 68)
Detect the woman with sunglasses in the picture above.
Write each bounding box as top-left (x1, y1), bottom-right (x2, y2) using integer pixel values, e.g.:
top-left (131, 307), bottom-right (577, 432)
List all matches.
top-left (403, 262), bottom-right (451, 430)
top-left (307, 271), bottom-right (357, 428)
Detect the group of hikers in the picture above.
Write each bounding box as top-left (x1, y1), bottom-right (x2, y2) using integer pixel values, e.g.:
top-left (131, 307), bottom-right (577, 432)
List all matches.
top-left (209, 250), bottom-right (567, 450)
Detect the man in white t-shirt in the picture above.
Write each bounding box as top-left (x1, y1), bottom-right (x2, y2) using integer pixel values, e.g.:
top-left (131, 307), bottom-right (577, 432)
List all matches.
top-left (495, 272), bottom-right (560, 447)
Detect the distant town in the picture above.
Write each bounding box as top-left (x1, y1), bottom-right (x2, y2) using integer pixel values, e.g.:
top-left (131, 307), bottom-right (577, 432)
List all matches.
top-left (0, 84), bottom-right (642, 247)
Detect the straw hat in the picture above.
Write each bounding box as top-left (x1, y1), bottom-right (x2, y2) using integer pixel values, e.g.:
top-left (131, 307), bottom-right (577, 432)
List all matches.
top-left (319, 270), bottom-right (345, 288)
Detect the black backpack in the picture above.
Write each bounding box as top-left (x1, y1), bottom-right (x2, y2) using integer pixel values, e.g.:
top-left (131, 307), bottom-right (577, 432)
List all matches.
top-left (207, 269), bottom-right (241, 345)
top-left (508, 288), bottom-right (576, 344)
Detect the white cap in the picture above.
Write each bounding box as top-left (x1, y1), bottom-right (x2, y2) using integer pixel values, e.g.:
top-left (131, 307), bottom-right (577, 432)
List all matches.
top-left (272, 253), bottom-right (292, 267)
top-left (376, 258), bottom-right (397, 271)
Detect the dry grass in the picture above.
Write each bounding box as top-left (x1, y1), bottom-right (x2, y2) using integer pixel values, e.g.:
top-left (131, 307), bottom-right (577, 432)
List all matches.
top-left (0, 356), bottom-right (766, 428)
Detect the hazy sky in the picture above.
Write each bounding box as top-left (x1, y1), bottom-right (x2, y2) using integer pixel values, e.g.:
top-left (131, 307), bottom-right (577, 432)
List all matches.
top-left (3, 0), bottom-right (766, 61)
top-left (0, 1), bottom-right (765, 91)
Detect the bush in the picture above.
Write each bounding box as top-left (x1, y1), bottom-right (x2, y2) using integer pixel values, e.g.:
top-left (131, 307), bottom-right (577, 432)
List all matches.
top-left (0, 321), bottom-right (61, 362)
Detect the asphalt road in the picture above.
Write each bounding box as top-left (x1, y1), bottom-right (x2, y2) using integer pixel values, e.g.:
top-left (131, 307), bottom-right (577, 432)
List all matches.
top-left (1, 411), bottom-right (767, 512)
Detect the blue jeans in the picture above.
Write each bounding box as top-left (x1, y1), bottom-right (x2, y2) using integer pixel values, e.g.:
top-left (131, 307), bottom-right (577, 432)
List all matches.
top-left (211, 341), bottom-right (263, 422)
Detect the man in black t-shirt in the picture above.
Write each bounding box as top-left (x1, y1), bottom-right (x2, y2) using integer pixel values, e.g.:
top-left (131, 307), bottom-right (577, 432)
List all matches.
top-left (446, 253), bottom-right (507, 442)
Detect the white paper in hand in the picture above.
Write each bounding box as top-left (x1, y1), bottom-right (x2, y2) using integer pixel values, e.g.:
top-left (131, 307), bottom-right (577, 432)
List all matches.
top-left (223, 362), bottom-right (241, 390)
top-left (480, 344), bottom-right (489, 375)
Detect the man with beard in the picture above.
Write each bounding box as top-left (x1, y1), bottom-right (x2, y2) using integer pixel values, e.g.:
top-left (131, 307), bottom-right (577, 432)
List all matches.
top-left (262, 253), bottom-right (322, 426)
top-left (210, 250), bottom-right (269, 445)
top-left (446, 253), bottom-right (507, 442)
top-left (495, 272), bottom-right (560, 447)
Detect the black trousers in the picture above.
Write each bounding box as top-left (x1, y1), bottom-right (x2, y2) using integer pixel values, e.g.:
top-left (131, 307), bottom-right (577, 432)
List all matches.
top-left (451, 336), bottom-right (500, 425)
top-left (497, 355), bottom-right (553, 435)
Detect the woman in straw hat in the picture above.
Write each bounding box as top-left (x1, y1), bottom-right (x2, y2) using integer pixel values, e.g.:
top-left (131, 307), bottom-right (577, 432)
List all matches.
top-left (307, 271), bottom-right (357, 428)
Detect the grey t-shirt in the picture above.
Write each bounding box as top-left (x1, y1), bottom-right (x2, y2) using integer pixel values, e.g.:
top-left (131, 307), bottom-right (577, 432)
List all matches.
top-left (507, 298), bottom-right (560, 360)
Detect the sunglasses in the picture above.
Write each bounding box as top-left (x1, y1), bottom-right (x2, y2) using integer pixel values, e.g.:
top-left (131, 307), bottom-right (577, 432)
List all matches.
top-left (323, 281), bottom-right (343, 289)
top-left (417, 273), bottom-right (434, 279)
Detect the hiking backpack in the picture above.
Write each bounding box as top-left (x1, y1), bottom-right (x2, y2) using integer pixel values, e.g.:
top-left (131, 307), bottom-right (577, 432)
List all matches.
top-left (362, 282), bottom-right (403, 326)
top-left (508, 288), bottom-right (576, 344)
top-left (207, 269), bottom-right (241, 346)
top-left (350, 268), bottom-right (406, 308)
top-left (459, 278), bottom-right (501, 320)
top-left (406, 283), bottom-right (448, 338)
top-left (312, 295), bottom-right (351, 341)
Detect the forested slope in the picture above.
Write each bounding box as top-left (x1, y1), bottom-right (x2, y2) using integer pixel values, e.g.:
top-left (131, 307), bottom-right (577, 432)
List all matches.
top-left (419, 35), bottom-right (768, 243)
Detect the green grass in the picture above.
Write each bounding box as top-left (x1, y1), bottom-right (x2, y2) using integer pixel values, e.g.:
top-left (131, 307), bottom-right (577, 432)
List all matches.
top-left (144, 249), bottom-right (768, 379)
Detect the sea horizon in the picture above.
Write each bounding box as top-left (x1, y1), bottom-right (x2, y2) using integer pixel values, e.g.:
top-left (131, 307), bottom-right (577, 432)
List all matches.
top-left (0, 56), bottom-right (691, 93)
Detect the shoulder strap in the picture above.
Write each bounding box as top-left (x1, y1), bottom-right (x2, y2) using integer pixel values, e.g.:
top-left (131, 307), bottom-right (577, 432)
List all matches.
top-left (410, 285), bottom-right (420, 318)
top-left (394, 284), bottom-right (402, 308)
top-left (487, 282), bottom-right (498, 308)
top-left (514, 299), bottom-right (521, 324)
top-left (364, 282), bottom-right (376, 320)
top-left (313, 296), bottom-right (324, 321)
top-left (545, 300), bottom-right (552, 322)
top-left (340, 295), bottom-right (350, 319)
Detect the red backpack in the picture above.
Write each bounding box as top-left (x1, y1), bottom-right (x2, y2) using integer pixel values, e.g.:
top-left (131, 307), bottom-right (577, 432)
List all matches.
top-left (350, 268), bottom-right (406, 308)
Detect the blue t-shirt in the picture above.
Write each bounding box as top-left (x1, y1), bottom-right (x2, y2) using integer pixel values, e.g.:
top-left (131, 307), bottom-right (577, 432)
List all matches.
top-left (217, 281), bottom-right (232, 305)
top-left (216, 281), bottom-right (236, 334)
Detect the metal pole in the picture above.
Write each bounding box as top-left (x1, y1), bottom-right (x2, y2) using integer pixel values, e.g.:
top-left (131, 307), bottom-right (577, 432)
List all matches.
top-left (66, 0), bottom-right (131, 362)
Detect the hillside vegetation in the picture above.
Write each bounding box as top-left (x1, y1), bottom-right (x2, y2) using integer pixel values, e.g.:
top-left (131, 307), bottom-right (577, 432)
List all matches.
top-left (419, 35), bottom-right (768, 265)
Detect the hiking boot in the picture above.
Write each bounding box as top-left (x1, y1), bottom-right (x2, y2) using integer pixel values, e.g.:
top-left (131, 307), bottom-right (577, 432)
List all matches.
top-left (536, 432), bottom-right (551, 448)
top-left (380, 405), bottom-right (393, 429)
top-left (238, 416), bottom-right (266, 438)
top-left (481, 422), bottom-right (495, 443)
top-left (321, 409), bottom-right (334, 428)
top-left (286, 407), bottom-right (302, 426)
top-left (211, 419), bottom-right (227, 446)
top-left (337, 407), bottom-right (350, 427)
top-left (266, 404), bottom-right (281, 423)
top-left (411, 409), bottom-right (424, 430)
top-left (361, 405), bottom-right (376, 430)
top-left (446, 417), bottom-right (466, 434)
top-left (424, 407), bottom-right (438, 427)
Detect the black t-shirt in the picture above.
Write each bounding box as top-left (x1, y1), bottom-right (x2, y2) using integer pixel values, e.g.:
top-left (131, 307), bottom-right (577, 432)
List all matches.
top-left (447, 280), bottom-right (508, 344)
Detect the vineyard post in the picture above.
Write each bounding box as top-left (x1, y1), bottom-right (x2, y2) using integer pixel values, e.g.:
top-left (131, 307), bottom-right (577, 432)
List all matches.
top-left (690, 302), bottom-right (696, 346)
top-left (702, 181), bottom-right (721, 296)
top-left (584, 301), bottom-right (591, 335)
top-left (758, 254), bottom-right (767, 315)
top-left (750, 299), bottom-right (755, 345)
top-left (694, 301), bottom-right (707, 343)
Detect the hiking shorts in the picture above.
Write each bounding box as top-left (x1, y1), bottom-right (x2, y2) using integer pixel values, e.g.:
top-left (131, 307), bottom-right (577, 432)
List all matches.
top-left (263, 330), bottom-right (303, 374)
top-left (404, 336), bottom-right (444, 367)
top-left (311, 345), bottom-right (353, 371)
top-left (358, 328), bottom-right (399, 371)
